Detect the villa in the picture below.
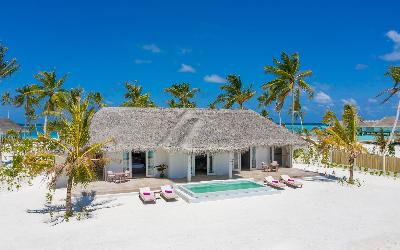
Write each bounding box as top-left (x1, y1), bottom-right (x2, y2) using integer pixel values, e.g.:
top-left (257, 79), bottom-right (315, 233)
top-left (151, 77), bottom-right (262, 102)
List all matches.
top-left (90, 107), bottom-right (305, 182)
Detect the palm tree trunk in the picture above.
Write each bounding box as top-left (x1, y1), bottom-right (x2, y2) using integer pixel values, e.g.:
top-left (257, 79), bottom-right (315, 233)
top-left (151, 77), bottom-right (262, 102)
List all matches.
top-left (349, 157), bottom-right (354, 184)
top-left (43, 115), bottom-right (48, 135)
top-left (299, 115), bottom-right (304, 133)
top-left (291, 89), bottom-right (295, 133)
top-left (278, 111), bottom-right (282, 126)
top-left (65, 175), bottom-right (73, 217)
top-left (383, 98), bottom-right (400, 171)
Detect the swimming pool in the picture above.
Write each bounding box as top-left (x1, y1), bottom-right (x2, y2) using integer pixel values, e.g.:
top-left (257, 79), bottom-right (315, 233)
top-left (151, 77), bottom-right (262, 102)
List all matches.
top-left (176, 179), bottom-right (277, 203)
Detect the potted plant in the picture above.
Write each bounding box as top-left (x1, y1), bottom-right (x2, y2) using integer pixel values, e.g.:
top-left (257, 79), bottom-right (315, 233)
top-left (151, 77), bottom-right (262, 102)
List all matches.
top-left (156, 164), bottom-right (168, 178)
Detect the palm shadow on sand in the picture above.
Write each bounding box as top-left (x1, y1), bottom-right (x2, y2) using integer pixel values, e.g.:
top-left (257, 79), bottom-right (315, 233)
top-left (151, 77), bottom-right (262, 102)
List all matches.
top-left (27, 191), bottom-right (122, 225)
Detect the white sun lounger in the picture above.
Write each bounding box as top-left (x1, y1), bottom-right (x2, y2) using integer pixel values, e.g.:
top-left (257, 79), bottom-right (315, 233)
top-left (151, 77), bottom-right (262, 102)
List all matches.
top-left (264, 176), bottom-right (286, 189)
top-left (161, 185), bottom-right (178, 201)
top-left (280, 175), bottom-right (303, 188)
top-left (139, 187), bottom-right (156, 203)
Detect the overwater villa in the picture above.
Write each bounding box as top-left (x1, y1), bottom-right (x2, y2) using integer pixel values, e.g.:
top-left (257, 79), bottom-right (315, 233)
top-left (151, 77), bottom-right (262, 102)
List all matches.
top-left (90, 107), bottom-right (305, 182)
top-left (358, 116), bottom-right (400, 136)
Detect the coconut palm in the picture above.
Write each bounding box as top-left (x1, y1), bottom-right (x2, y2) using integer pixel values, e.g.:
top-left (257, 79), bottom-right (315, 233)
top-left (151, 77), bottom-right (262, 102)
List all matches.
top-left (47, 90), bottom-right (111, 216)
top-left (1, 91), bottom-right (12, 118)
top-left (13, 85), bottom-right (40, 127)
top-left (32, 71), bottom-right (67, 134)
top-left (314, 104), bottom-right (365, 184)
top-left (88, 91), bottom-right (106, 109)
top-left (377, 66), bottom-right (400, 171)
top-left (288, 88), bottom-right (305, 132)
top-left (165, 82), bottom-right (198, 108)
top-left (213, 75), bottom-right (255, 109)
top-left (1, 90), bottom-right (111, 218)
top-left (258, 90), bottom-right (283, 125)
top-left (123, 81), bottom-right (156, 107)
top-left (0, 44), bottom-right (19, 79)
top-left (263, 52), bottom-right (313, 133)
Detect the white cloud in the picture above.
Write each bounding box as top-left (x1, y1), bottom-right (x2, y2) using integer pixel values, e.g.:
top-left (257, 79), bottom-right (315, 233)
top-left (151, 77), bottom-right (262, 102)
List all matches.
top-left (314, 91), bottom-right (333, 105)
top-left (381, 30), bottom-right (400, 61)
top-left (142, 44), bottom-right (161, 53)
top-left (178, 64), bottom-right (196, 73)
top-left (203, 74), bottom-right (226, 83)
top-left (134, 59), bottom-right (152, 64)
top-left (341, 98), bottom-right (357, 106)
top-left (368, 98), bottom-right (378, 103)
top-left (355, 64), bottom-right (368, 70)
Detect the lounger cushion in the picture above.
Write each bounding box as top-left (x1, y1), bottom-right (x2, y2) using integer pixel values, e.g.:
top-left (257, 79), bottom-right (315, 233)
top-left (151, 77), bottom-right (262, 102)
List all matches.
top-left (272, 180), bottom-right (279, 183)
top-left (143, 192), bottom-right (151, 195)
top-left (288, 179), bottom-right (294, 182)
top-left (165, 190), bottom-right (173, 193)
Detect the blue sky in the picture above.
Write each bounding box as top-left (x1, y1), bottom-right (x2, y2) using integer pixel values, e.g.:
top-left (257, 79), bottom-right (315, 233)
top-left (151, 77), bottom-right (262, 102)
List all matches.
top-left (1, 0), bottom-right (400, 123)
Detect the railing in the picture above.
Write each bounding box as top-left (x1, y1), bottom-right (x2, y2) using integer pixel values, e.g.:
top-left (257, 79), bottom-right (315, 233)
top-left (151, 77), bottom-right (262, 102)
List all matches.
top-left (331, 150), bottom-right (400, 173)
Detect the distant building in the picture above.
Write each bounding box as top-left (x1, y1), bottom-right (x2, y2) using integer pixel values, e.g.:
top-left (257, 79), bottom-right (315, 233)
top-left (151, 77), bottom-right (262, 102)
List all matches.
top-left (0, 118), bottom-right (26, 135)
top-left (359, 117), bottom-right (400, 135)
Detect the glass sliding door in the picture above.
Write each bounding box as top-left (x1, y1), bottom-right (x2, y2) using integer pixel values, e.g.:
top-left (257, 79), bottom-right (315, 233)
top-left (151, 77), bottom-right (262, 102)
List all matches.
top-left (122, 152), bottom-right (130, 172)
top-left (146, 150), bottom-right (155, 177)
top-left (251, 147), bottom-right (257, 169)
top-left (233, 152), bottom-right (241, 171)
top-left (207, 154), bottom-right (215, 175)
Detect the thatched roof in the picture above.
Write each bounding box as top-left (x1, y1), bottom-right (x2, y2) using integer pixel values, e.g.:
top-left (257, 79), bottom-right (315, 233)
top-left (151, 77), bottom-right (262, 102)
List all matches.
top-left (359, 117), bottom-right (399, 128)
top-left (0, 118), bottom-right (25, 134)
top-left (90, 107), bottom-right (306, 153)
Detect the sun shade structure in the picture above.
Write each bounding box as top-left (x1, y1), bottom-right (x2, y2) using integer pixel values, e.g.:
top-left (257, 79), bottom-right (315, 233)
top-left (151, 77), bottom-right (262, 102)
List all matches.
top-left (90, 107), bottom-right (306, 154)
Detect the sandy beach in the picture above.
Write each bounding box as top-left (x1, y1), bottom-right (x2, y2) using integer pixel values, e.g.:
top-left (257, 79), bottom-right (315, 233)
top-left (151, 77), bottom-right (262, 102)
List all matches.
top-left (1, 164), bottom-right (400, 250)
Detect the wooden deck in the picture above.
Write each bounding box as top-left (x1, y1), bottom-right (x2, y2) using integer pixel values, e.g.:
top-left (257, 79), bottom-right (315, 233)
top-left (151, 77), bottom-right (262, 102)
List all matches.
top-left (73, 168), bottom-right (318, 196)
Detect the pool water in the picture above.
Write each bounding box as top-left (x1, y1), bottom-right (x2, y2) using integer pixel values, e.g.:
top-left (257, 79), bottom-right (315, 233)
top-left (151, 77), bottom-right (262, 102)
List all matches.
top-left (183, 180), bottom-right (264, 194)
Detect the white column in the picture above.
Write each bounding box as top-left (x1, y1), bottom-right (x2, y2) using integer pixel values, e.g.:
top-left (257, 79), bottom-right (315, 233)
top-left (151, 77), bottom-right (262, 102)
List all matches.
top-left (206, 153), bottom-right (210, 175)
top-left (187, 154), bottom-right (192, 182)
top-left (249, 147), bottom-right (253, 171)
top-left (229, 152), bottom-right (233, 179)
top-left (128, 151), bottom-right (132, 178)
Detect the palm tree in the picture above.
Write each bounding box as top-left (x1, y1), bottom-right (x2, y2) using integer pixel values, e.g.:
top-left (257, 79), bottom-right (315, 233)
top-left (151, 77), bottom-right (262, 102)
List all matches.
top-left (213, 75), bottom-right (255, 109)
top-left (258, 91), bottom-right (283, 125)
top-left (377, 66), bottom-right (400, 171)
top-left (1, 91), bottom-right (12, 118)
top-left (13, 85), bottom-right (40, 127)
top-left (42, 90), bottom-right (111, 217)
top-left (288, 88), bottom-right (305, 132)
top-left (123, 81), bottom-right (156, 107)
top-left (263, 52), bottom-right (313, 133)
top-left (88, 91), bottom-right (106, 109)
top-left (314, 104), bottom-right (365, 184)
top-left (0, 44), bottom-right (19, 79)
top-left (32, 71), bottom-right (67, 134)
top-left (165, 82), bottom-right (199, 108)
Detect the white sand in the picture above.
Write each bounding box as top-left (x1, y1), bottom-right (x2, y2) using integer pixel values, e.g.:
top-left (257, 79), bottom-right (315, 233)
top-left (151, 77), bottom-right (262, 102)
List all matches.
top-left (1, 164), bottom-right (400, 250)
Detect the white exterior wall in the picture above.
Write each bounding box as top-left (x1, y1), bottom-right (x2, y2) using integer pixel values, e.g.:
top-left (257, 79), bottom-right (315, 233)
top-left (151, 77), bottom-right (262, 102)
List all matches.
top-left (255, 146), bottom-right (270, 169)
top-left (212, 152), bottom-right (230, 175)
top-left (153, 150), bottom-right (168, 177)
top-left (167, 152), bottom-right (187, 178)
top-left (105, 151), bottom-right (125, 174)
